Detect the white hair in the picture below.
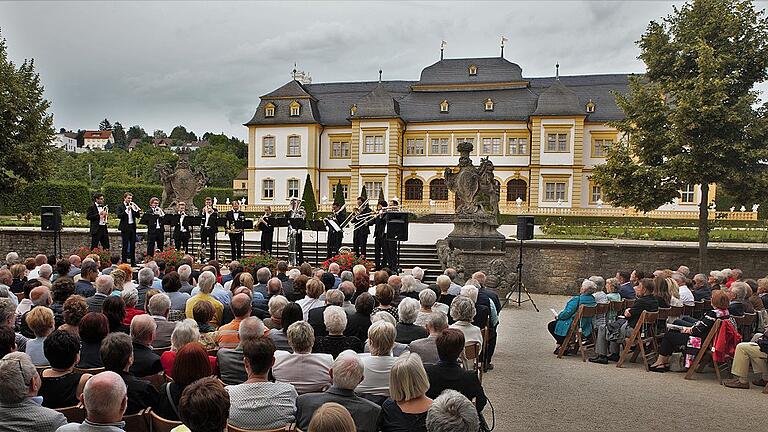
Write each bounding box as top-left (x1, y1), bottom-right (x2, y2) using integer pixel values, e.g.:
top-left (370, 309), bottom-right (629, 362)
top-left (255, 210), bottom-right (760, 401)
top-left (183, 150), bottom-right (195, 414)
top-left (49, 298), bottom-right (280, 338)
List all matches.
top-left (436, 275), bottom-right (451, 289)
top-left (450, 296), bottom-right (476, 322)
top-left (121, 286), bottom-right (139, 307)
top-left (4, 252), bottom-right (19, 266)
top-left (588, 276), bottom-right (605, 292)
top-left (710, 270), bottom-right (726, 283)
top-left (580, 279), bottom-right (597, 295)
top-left (371, 311), bottom-right (397, 326)
top-left (332, 350), bottom-right (364, 390)
top-left (426, 389), bottom-right (479, 432)
top-left (177, 265), bottom-right (192, 282)
top-left (352, 264), bottom-right (367, 276)
top-left (412, 267), bottom-right (425, 281)
top-left (419, 289), bottom-right (437, 308)
top-left (367, 320), bottom-right (395, 356)
top-left (323, 305), bottom-right (348, 335)
top-left (0, 352), bottom-right (36, 403)
top-left (328, 262), bottom-right (340, 275)
top-left (287, 268), bottom-right (301, 279)
top-left (268, 295), bottom-right (288, 318)
top-left (145, 260), bottom-right (159, 275)
top-left (401, 275), bottom-right (419, 293)
top-left (38, 264), bottom-right (52, 279)
top-left (198, 271), bottom-right (216, 293)
top-left (138, 267), bottom-right (154, 286)
top-left (130, 314), bottom-right (156, 344)
top-left (287, 321), bottom-right (314, 353)
top-left (256, 267), bottom-right (271, 283)
top-left (148, 293), bottom-right (171, 316)
top-left (459, 285), bottom-right (478, 303)
top-left (425, 312), bottom-right (448, 332)
top-left (95, 275), bottom-right (115, 295)
top-left (171, 319), bottom-right (199, 350)
top-left (239, 316), bottom-right (266, 342)
top-left (397, 297), bottom-right (420, 324)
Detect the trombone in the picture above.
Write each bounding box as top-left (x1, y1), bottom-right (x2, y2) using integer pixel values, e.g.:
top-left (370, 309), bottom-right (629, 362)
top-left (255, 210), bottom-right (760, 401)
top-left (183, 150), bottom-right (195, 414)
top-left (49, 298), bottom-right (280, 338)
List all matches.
top-left (339, 198), bottom-right (370, 229)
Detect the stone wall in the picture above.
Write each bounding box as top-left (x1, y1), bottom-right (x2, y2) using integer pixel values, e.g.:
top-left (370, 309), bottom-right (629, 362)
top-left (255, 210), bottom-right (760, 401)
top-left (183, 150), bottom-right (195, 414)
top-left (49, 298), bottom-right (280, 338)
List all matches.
top-left (0, 227), bottom-right (123, 259)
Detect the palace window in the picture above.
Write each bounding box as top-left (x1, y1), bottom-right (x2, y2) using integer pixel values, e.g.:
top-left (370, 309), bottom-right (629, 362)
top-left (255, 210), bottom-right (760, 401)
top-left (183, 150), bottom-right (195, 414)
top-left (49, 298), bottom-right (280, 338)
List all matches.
top-left (586, 100), bottom-right (596, 113)
top-left (545, 133), bottom-right (568, 152)
top-left (287, 178), bottom-right (300, 198)
top-left (262, 136), bottom-right (275, 157)
top-left (331, 182), bottom-right (349, 200)
top-left (430, 178), bottom-right (449, 201)
top-left (592, 138), bottom-right (612, 158)
top-left (508, 137), bottom-right (528, 155)
top-left (481, 137), bottom-right (502, 155)
top-left (430, 137), bottom-right (450, 155)
top-left (404, 178), bottom-right (423, 201)
top-left (484, 99), bottom-right (494, 111)
top-left (440, 100), bottom-right (449, 113)
top-left (506, 179), bottom-right (527, 202)
top-left (468, 65), bottom-right (477, 76)
top-left (289, 101), bottom-right (301, 117)
top-left (591, 184), bottom-right (603, 203)
top-left (456, 137), bottom-right (475, 149)
top-left (264, 103), bottom-right (275, 118)
top-left (364, 181), bottom-right (383, 201)
top-left (331, 140), bottom-right (350, 159)
top-left (544, 181), bottom-right (567, 202)
top-left (680, 184), bottom-right (696, 204)
top-left (287, 135), bottom-right (301, 156)
top-left (350, 104), bottom-right (357, 116)
top-left (406, 138), bottom-right (425, 156)
top-left (364, 135), bottom-right (384, 153)
top-left (262, 179), bottom-right (275, 199)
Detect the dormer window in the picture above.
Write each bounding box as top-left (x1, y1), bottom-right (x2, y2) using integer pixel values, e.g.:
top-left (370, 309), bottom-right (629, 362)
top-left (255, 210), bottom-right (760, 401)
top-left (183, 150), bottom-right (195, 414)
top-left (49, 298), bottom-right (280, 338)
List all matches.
top-left (350, 104), bottom-right (357, 116)
top-left (440, 100), bottom-right (449, 113)
top-left (585, 99), bottom-right (595, 113)
top-left (484, 98), bottom-right (494, 111)
top-left (289, 100), bottom-right (301, 117)
top-left (468, 65), bottom-right (477, 76)
top-left (264, 103), bottom-right (275, 118)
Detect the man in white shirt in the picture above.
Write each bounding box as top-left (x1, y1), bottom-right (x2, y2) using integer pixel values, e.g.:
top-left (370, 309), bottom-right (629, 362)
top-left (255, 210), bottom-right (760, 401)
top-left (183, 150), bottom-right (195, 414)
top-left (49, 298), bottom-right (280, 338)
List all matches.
top-left (673, 272), bottom-right (695, 306)
top-left (26, 254), bottom-right (46, 280)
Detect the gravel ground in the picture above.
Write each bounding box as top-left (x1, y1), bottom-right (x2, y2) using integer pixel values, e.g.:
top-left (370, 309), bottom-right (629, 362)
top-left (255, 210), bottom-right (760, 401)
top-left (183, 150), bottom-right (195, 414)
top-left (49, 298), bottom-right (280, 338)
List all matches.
top-left (481, 294), bottom-right (763, 432)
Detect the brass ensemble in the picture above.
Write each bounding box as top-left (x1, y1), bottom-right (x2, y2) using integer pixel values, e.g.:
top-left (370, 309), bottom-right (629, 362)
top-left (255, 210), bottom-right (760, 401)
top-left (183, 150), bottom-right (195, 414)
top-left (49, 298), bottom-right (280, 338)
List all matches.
top-left (349, 204), bottom-right (403, 231)
top-left (129, 202), bottom-right (141, 213)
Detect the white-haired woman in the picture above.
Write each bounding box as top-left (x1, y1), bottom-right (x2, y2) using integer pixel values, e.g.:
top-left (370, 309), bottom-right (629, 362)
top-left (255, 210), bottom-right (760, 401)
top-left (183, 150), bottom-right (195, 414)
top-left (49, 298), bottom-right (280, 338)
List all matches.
top-left (396, 298), bottom-right (428, 344)
top-left (414, 289), bottom-right (438, 327)
top-left (264, 295), bottom-right (289, 330)
top-left (356, 320), bottom-right (398, 403)
top-left (400, 275), bottom-right (421, 300)
top-left (449, 296), bottom-right (483, 368)
top-left (380, 352), bottom-right (432, 432)
top-left (364, 312), bottom-right (409, 357)
top-left (120, 286), bottom-right (146, 326)
top-left (185, 271), bottom-right (224, 326)
top-left (313, 306), bottom-right (363, 357)
top-left (272, 321), bottom-right (333, 394)
top-left (160, 318), bottom-right (217, 377)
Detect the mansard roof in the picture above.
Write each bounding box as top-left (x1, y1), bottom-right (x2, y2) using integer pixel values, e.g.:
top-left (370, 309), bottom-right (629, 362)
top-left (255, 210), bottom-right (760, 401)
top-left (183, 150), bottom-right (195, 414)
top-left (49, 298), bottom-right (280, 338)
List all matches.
top-left (532, 78), bottom-right (584, 116)
top-left (350, 83), bottom-right (401, 119)
top-left (417, 57), bottom-right (524, 86)
top-left (245, 80), bottom-right (321, 125)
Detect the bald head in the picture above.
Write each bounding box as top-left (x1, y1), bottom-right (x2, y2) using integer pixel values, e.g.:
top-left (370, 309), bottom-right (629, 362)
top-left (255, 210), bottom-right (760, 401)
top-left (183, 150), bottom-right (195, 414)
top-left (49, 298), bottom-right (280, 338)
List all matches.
top-left (231, 293), bottom-right (252, 318)
top-left (34, 255), bottom-right (46, 266)
top-left (267, 277), bottom-right (283, 296)
top-left (130, 314), bottom-right (157, 346)
top-left (69, 255), bottom-right (81, 267)
top-left (471, 272), bottom-right (486, 286)
top-left (30, 286), bottom-right (51, 306)
top-left (95, 275), bottom-right (115, 295)
top-left (83, 371), bottom-right (127, 423)
top-left (387, 275), bottom-right (402, 291)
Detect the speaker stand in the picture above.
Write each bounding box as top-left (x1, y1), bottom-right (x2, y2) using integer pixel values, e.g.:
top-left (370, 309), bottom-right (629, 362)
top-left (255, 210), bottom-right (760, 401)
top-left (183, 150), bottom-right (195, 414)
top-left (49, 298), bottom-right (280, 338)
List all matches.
top-left (502, 239), bottom-right (538, 311)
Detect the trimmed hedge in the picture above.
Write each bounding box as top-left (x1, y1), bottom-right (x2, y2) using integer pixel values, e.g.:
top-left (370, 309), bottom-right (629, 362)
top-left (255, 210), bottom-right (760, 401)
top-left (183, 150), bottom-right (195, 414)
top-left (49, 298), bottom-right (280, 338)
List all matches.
top-left (0, 181), bottom-right (93, 215)
top-left (102, 183), bottom-right (163, 208)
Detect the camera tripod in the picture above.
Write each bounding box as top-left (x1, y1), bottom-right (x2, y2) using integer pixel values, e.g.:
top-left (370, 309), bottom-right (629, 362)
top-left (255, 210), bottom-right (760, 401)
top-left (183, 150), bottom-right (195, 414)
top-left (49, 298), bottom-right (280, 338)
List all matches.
top-left (502, 239), bottom-right (538, 311)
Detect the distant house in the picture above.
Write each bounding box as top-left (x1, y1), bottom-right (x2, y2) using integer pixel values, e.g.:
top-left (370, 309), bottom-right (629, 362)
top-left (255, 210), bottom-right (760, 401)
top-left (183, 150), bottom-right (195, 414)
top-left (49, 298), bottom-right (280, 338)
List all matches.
top-left (153, 138), bottom-right (175, 147)
top-left (51, 132), bottom-right (79, 152)
top-left (170, 140), bottom-right (209, 152)
top-left (233, 169), bottom-right (248, 192)
top-left (127, 138), bottom-right (143, 151)
top-left (83, 130), bottom-right (114, 150)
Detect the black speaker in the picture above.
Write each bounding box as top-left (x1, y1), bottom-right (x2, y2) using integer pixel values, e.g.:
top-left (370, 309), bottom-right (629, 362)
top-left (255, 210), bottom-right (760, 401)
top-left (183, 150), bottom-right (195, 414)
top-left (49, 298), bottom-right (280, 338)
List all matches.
top-left (516, 215), bottom-right (534, 241)
top-left (41, 206), bottom-right (62, 231)
top-left (385, 212), bottom-right (409, 241)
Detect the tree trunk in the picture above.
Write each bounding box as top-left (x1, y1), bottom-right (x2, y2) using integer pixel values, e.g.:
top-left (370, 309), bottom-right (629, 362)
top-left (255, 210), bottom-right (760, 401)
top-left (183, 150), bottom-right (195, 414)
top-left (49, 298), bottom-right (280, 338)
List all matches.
top-left (698, 183), bottom-right (710, 272)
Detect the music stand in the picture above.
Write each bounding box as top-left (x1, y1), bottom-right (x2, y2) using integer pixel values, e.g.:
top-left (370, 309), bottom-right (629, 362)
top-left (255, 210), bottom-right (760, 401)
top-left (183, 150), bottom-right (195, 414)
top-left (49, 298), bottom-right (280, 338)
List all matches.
top-left (186, 216), bottom-right (201, 255)
top-left (271, 217), bottom-right (289, 261)
top-left (264, 216), bottom-right (278, 256)
top-left (289, 218), bottom-right (307, 264)
top-left (307, 220), bottom-right (327, 266)
top-left (385, 212), bottom-right (409, 273)
top-left (236, 219), bottom-right (253, 256)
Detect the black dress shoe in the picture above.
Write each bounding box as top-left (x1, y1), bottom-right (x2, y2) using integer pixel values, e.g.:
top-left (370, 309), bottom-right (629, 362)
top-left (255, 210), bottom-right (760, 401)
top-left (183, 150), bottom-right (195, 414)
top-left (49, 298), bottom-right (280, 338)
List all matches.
top-left (588, 356), bottom-right (608, 364)
top-left (606, 353), bottom-right (620, 362)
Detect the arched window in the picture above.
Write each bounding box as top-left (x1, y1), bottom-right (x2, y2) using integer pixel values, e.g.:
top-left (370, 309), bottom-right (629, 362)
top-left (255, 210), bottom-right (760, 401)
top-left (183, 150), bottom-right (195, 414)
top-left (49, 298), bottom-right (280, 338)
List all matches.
top-left (430, 178), bottom-right (448, 201)
top-left (404, 178), bottom-right (423, 201)
top-left (506, 179), bottom-right (527, 202)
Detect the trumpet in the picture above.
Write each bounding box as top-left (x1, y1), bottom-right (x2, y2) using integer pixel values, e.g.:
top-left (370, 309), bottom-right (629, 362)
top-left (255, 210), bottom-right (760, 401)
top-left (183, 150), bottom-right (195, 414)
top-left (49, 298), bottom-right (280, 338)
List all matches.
top-left (203, 205), bottom-right (214, 215)
top-left (257, 213), bottom-right (269, 228)
top-left (153, 206), bottom-right (165, 217)
top-left (324, 203), bottom-right (347, 223)
top-left (129, 202), bottom-right (141, 212)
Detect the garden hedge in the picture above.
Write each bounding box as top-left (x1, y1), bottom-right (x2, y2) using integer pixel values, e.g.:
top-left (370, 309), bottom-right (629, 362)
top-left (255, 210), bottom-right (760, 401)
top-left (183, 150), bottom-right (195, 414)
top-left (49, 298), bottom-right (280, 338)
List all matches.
top-left (0, 181), bottom-right (93, 215)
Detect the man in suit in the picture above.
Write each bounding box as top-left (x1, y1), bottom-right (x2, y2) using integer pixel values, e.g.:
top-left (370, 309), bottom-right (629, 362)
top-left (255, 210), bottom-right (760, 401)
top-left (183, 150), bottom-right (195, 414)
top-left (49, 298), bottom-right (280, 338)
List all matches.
top-left (408, 312), bottom-right (449, 366)
top-left (385, 199), bottom-right (400, 271)
top-left (225, 201), bottom-right (245, 260)
top-left (146, 293), bottom-right (176, 348)
top-left (139, 197), bottom-right (164, 258)
top-left (351, 196), bottom-right (370, 257)
top-left (217, 317), bottom-right (265, 385)
top-left (616, 271), bottom-right (636, 299)
top-left (200, 197), bottom-right (218, 261)
top-left (172, 201), bottom-right (192, 253)
top-left (326, 202), bottom-right (346, 258)
top-left (295, 351), bottom-right (382, 432)
top-left (258, 206), bottom-right (274, 254)
top-left (307, 289), bottom-right (344, 338)
top-left (368, 201), bottom-right (388, 270)
top-left (86, 275), bottom-right (114, 313)
top-left (86, 193), bottom-right (110, 250)
top-left (115, 192), bottom-right (141, 266)
top-left (128, 315), bottom-right (163, 377)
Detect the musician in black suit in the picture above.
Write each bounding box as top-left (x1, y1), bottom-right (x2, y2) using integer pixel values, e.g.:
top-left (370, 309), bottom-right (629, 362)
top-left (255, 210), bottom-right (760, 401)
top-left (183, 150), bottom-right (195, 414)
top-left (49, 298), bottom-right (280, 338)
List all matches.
top-left (326, 202), bottom-right (346, 258)
top-left (115, 192), bottom-right (141, 266)
top-left (351, 196), bottom-right (370, 257)
top-left (139, 197), bottom-right (165, 257)
top-left (258, 206), bottom-right (274, 254)
top-left (86, 192), bottom-right (110, 250)
top-left (368, 200), bottom-right (388, 270)
top-left (385, 199), bottom-right (399, 271)
top-left (225, 201), bottom-right (245, 260)
top-left (172, 201), bottom-right (192, 253)
top-left (200, 197), bottom-right (218, 261)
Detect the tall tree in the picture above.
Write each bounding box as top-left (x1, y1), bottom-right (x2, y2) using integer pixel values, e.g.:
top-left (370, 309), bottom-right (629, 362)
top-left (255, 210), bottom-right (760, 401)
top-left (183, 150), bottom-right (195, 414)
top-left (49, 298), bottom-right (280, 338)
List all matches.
top-left (333, 180), bottom-right (345, 207)
top-left (360, 184), bottom-right (368, 201)
top-left (377, 188), bottom-right (385, 205)
top-left (112, 122), bottom-right (126, 149)
top-left (170, 125), bottom-right (197, 142)
top-left (302, 174), bottom-right (318, 220)
top-left (0, 30), bottom-right (55, 188)
top-left (99, 118), bottom-right (112, 131)
top-left (153, 129), bottom-right (167, 139)
top-left (592, 0), bottom-right (768, 271)
top-left (125, 125), bottom-right (147, 143)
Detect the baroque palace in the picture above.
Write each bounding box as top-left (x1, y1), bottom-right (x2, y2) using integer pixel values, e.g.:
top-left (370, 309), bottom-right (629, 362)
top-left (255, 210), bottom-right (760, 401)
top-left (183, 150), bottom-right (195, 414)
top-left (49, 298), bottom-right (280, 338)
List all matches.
top-left (243, 55), bottom-right (717, 217)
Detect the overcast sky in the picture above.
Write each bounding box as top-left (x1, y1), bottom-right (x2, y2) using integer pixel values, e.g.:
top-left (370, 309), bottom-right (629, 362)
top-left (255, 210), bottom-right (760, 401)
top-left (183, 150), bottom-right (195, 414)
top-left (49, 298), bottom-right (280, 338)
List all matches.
top-left (0, 0), bottom-right (744, 139)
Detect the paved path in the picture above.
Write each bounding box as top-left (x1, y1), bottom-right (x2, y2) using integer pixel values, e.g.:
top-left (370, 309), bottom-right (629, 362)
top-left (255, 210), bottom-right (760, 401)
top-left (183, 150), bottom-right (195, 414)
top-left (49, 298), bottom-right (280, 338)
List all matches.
top-left (482, 294), bottom-right (763, 431)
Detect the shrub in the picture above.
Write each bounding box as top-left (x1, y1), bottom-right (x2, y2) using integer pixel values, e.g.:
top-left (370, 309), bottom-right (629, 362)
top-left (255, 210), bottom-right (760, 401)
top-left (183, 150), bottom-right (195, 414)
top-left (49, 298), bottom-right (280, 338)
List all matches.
top-left (0, 181), bottom-right (92, 215)
top-left (102, 183), bottom-right (163, 208)
top-left (151, 248), bottom-right (186, 271)
top-left (240, 253), bottom-right (277, 274)
top-left (321, 252), bottom-right (373, 273)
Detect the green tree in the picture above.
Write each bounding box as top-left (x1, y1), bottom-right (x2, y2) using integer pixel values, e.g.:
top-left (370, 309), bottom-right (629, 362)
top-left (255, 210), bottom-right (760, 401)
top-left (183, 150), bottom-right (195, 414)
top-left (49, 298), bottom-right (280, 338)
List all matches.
top-left (112, 122), bottom-right (126, 149)
top-left (360, 184), bottom-right (368, 201)
top-left (126, 125), bottom-right (147, 143)
top-left (592, 0), bottom-right (768, 270)
top-left (302, 174), bottom-right (318, 219)
top-left (377, 188), bottom-right (385, 205)
top-left (190, 147), bottom-right (244, 187)
top-left (153, 129), bottom-right (167, 139)
top-left (0, 30), bottom-right (55, 188)
top-left (99, 118), bottom-right (112, 131)
top-left (333, 180), bottom-right (346, 207)
top-left (170, 125), bottom-right (197, 142)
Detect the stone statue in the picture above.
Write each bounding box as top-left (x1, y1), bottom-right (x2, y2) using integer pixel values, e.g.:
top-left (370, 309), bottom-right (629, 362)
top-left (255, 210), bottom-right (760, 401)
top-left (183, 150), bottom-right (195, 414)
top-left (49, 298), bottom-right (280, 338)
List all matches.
top-left (157, 149), bottom-right (208, 215)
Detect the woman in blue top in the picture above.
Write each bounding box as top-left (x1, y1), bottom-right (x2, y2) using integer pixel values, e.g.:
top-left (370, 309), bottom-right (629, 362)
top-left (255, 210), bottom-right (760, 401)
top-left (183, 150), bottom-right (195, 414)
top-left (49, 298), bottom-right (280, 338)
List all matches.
top-left (547, 280), bottom-right (597, 354)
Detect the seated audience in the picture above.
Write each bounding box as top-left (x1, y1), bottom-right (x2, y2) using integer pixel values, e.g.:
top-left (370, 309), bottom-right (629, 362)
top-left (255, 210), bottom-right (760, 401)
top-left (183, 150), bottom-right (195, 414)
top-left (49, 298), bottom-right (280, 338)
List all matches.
top-left (75, 260), bottom-right (98, 298)
top-left (366, 312), bottom-right (409, 357)
top-left (425, 329), bottom-right (486, 414)
top-left (185, 271), bottom-right (224, 326)
top-left (0, 298), bottom-right (26, 352)
top-left (297, 278), bottom-right (325, 321)
top-left (177, 376), bottom-right (230, 432)
top-left (356, 321), bottom-right (398, 400)
top-left (758, 278), bottom-right (768, 309)
top-left (0, 325), bottom-right (16, 357)
top-left (373, 284), bottom-right (399, 321)
top-left (425, 390), bottom-right (479, 432)
top-left (192, 300), bottom-right (217, 350)
top-left (227, 336), bottom-right (298, 429)
top-left (287, 274), bottom-right (309, 303)
top-left (25, 305), bottom-right (55, 366)
top-left (692, 273), bottom-right (712, 301)
top-left (381, 352), bottom-right (432, 432)
top-left (264, 295), bottom-right (289, 330)
top-left (709, 270), bottom-right (725, 292)
top-left (108, 268), bottom-right (128, 294)
top-left (155, 343), bottom-right (212, 421)
top-left (400, 275), bottom-right (421, 300)
top-left (102, 295), bottom-right (129, 333)
top-left (58, 370), bottom-right (129, 431)
top-left (653, 276), bottom-right (673, 308)
top-left (672, 272), bottom-right (695, 306)
top-left (547, 280), bottom-right (597, 354)
top-left (295, 351), bottom-right (381, 432)
top-left (344, 292), bottom-right (374, 342)
top-left (728, 281), bottom-right (755, 316)
top-left (216, 293), bottom-right (252, 349)
top-left (39, 330), bottom-right (92, 408)
top-left (161, 319), bottom-right (217, 377)
top-left (148, 293), bottom-right (177, 348)
top-left (19, 284), bottom-right (51, 338)
top-left (724, 331), bottom-right (768, 389)
top-left (396, 298), bottom-right (429, 344)
top-left (51, 277), bottom-right (75, 326)
top-left (178, 264), bottom-right (196, 295)
top-left (121, 286), bottom-right (146, 325)
top-left (0, 352), bottom-right (67, 431)
top-left (268, 302), bottom-right (304, 352)
top-left (272, 321), bottom-right (333, 394)
top-left (59, 295), bottom-right (87, 336)
top-left (128, 314), bottom-right (163, 377)
top-left (314, 306), bottom-right (363, 357)
top-left (77, 312), bottom-right (109, 369)
top-left (100, 332), bottom-right (158, 414)
top-left (409, 312), bottom-right (449, 365)
top-left (217, 317), bottom-right (266, 385)
top-left (745, 279), bottom-right (764, 311)
top-left (449, 296), bottom-right (483, 363)
top-left (308, 289), bottom-right (345, 337)
top-left (434, 276), bottom-right (455, 313)
top-left (86, 275), bottom-right (114, 314)
top-left (307, 402), bottom-right (356, 432)
top-left (339, 281), bottom-right (357, 315)
top-left (650, 290), bottom-right (732, 372)
top-left (164, 271), bottom-right (191, 321)
top-left (415, 289), bottom-right (438, 327)
top-left (9, 263), bottom-right (28, 294)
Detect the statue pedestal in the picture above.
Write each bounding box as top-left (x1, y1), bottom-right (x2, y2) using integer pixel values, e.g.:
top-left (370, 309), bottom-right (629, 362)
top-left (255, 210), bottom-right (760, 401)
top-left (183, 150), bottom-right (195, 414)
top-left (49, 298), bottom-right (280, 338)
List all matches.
top-left (446, 220), bottom-right (506, 252)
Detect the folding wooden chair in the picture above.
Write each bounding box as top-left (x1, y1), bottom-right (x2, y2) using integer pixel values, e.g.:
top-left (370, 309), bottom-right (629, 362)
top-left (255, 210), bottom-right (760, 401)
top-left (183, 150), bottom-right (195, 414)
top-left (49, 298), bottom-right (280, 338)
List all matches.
top-left (148, 409), bottom-right (182, 432)
top-left (655, 308), bottom-right (671, 340)
top-left (227, 423), bottom-right (296, 432)
top-left (56, 403), bottom-right (86, 424)
top-left (616, 310), bottom-right (659, 371)
top-left (669, 306), bottom-right (684, 320)
top-left (556, 305), bottom-right (584, 359)
top-left (683, 319), bottom-right (730, 384)
top-left (609, 300), bottom-right (625, 322)
top-left (737, 313), bottom-right (757, 341)
top-left (464, 342), bottom-right (482, 378)
top-left (74, 367), bottom-right (104, 375)
top-left (152, 346), bottom-right (172, 356)
top-left (123, 409), bottom-right (150, 432)
top-left (692, 300), bottom-right (708, 319)
top-left (624, 299), bottom-right (635, 308)
top-left (479, 326), bottom-right (489, 383)
top-left (557, 305), bottom-right (597, 361)
top-left (140, 372), bottom-right (166, 391)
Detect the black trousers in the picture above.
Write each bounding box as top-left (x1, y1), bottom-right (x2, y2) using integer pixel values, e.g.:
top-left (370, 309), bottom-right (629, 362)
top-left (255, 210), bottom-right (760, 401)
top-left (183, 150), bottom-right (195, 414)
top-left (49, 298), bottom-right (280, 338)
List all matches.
top-left (229, 233), bottom-right (243, 260)
top-left (659, 330), bottom-right (691, 356)
top-left (260, 230), bottom-right (273, 254)
top-left (483, 325), bottom-right (498, 364)
top-left (327, 232), bottom-right (340, 258)
top-left (146, 230), bottom-right (164, 257)
top-left (295, 231), bottom-right (304, 263)
top-left (385, 240), bottom-right (398, 271)
top-left (120, 225), bottom-right (137, 265)
top-left (353, 232), bottom-right (367, 257)
top-left (374, 236), bottom-right (387, 269)
top-left (548, 320), bottom-right (566, 345)
top-left (174, 231), bottom-right (190, 253)
top-left (91, 225), bottom-right (110, 250)
top-left (201, 227), bottom-right (217, 261)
